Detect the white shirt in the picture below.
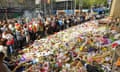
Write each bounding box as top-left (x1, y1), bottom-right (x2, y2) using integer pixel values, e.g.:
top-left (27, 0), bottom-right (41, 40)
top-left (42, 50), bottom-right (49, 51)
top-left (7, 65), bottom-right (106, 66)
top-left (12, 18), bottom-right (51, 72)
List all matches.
top-left (0, 45), bottom-right (7, 56)
top-left (2, 33), bottom-right (13, 41)
top-left (5, 34), bottom-right (13, 40)
top-left (2, 32), bottom-right (7, 39)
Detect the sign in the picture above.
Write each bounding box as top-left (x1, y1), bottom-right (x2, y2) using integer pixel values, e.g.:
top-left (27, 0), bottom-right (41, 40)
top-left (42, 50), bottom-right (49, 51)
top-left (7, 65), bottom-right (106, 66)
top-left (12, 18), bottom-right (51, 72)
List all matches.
top-left (0, 8), bottom-right (22, 13)
top-left (35, 0), bottom-right (41, 5)
top-left (0, 9), bottom-right (7, 13)
top-left (7, 8), bottom-right (22, 13)
top-left (64, 10), bottom-right (74, 15)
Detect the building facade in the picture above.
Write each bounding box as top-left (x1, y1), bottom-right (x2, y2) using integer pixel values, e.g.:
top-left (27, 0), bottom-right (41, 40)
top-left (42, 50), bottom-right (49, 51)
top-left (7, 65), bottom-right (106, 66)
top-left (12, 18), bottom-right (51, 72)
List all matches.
top-left (0, 0), bottom-right (35, 9)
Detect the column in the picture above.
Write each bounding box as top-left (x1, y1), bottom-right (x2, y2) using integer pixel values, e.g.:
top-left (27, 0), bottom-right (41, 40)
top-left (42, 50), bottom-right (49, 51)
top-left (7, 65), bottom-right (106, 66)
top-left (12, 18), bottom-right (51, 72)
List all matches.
top-left (110, 0), bottom-right (120, 18)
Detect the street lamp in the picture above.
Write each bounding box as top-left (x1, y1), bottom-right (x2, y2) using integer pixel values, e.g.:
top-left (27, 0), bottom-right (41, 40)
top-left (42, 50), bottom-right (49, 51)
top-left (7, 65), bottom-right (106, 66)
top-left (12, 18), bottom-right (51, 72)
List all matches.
top-left (74, 0), bottom-right (76, 15)
top-left (79, 0), bottom-right (83, 15)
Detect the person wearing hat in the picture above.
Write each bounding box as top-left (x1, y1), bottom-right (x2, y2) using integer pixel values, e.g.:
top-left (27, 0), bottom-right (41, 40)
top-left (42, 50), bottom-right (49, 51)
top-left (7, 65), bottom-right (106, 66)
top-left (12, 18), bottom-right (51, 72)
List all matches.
top-left (0, 52), bottom-right (11, 72)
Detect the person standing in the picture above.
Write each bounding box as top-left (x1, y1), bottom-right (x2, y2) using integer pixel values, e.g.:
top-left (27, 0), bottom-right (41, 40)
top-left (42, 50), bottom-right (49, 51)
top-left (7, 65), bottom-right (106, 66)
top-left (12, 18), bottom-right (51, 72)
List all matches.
top-left (15, 25), bottom-right (23, 49)
top-left (0, 52), bottom-right (11, 72)
top-left (23, 25), bottom-right (30, 44)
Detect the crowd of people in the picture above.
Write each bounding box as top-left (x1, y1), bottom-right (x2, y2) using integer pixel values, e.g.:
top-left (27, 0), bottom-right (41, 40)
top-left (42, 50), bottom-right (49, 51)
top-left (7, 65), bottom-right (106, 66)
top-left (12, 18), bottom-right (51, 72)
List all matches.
top-left (0, 12), bottom-right (120, 72)
top-left (0, 12), bottom-right (97, 57)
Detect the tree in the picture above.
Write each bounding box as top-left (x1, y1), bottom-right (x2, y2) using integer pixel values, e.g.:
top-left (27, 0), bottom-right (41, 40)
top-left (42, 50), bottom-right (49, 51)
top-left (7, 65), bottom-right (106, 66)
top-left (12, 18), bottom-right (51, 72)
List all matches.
top-left (75, 0), bottom-right (108, 9)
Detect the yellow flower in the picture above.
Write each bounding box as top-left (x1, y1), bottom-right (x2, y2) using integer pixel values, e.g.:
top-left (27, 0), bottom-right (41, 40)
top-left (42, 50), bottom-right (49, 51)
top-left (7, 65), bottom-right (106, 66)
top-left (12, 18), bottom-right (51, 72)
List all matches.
top-left (80, 46), bottom-right (83, 51)
top-left (102, 48), bottom-right (107, 51)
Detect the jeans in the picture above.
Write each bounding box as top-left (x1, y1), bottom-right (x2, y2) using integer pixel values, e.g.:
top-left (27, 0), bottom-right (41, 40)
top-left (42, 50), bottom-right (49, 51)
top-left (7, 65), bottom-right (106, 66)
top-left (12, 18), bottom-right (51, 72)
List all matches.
top-left (7, 45), bottom-right (13, 57)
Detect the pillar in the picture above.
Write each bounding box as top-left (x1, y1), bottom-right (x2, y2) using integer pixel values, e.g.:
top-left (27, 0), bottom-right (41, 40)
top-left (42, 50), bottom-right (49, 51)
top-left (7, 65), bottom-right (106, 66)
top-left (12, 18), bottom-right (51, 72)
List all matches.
top-left (110, 0), bottom-right (120, 18)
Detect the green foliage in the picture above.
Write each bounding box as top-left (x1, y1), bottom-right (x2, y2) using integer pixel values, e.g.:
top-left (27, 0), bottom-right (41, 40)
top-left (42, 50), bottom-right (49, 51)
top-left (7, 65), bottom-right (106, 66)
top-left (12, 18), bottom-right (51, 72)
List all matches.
top-left (75, 0), bottom-right (108, 8)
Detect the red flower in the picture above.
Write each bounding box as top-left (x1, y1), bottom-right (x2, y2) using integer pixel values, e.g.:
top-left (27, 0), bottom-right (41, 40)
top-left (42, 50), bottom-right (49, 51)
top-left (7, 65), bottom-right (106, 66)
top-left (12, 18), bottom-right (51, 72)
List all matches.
top-left (112, 43), bottom-right (119, 48)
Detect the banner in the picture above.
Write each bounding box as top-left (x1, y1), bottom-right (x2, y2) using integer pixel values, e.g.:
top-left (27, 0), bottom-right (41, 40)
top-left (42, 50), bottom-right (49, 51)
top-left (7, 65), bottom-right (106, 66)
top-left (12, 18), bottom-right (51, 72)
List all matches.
top-left (35, 0), bottom-right (41, 5)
